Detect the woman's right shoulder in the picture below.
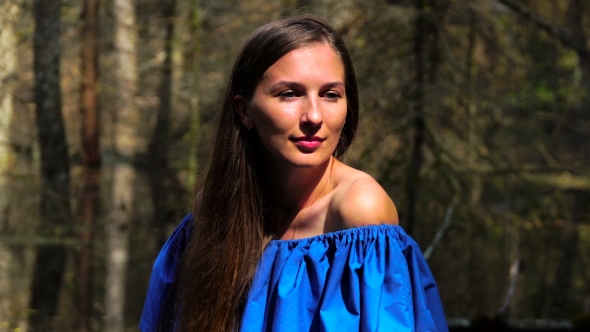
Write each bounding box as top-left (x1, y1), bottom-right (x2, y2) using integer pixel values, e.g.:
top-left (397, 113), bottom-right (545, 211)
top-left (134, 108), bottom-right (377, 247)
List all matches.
top-left (330, 163), bottom-right (398, 229)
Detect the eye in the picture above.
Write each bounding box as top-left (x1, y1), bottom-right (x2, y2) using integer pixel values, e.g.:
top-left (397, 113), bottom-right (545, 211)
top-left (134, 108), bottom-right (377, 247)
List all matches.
top-left (324, 91), bottom-right (341, 101)
top-left (278, 90), bottom-right (299, 100)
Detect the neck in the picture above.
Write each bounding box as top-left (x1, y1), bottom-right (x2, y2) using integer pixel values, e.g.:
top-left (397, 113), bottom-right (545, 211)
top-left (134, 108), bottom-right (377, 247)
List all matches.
top-left (266, 156), bottom-right (333, 230)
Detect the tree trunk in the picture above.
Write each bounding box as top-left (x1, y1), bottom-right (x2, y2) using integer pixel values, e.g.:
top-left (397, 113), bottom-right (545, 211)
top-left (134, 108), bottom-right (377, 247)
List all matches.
top-left (148, 0), bottom-right (181, 248)
top-left (76, 0), bottom-right (100, 330)
top-left (567, 0), bottom-right (587, 76)
top-left (80, 0), bottom-right (100, 168)
top-left (186, 2), bottom-right (201, 191)
top-left (404, 0), bottom-right (426, 236)
top-left (29, 0), bottom-right (72, 329)
top-left (105, 165), bottom-right (133, 332)
top-left (148, 0), bottom-right (174, 171)
top-left (76, 168), bottom-right (98, 331)
top-left (105, 0), bottom-right (139, 330)
top-left (0, 4), bottom-right (36, 327)
top-left (0, 2), bottom-right (31, 330)
top-left (465, 6), bottom-right (482, 206)
top-left (0, 0), bottom-right (17, 176)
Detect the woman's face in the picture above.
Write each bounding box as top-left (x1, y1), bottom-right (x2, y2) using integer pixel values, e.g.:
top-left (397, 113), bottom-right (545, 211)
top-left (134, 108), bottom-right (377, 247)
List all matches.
top-left (236, 43), bottom-right (347, 169)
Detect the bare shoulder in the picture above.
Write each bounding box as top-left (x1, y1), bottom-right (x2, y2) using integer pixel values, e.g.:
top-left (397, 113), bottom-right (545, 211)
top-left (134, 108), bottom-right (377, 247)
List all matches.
top-left (330, 162), bottom-right (398, 228)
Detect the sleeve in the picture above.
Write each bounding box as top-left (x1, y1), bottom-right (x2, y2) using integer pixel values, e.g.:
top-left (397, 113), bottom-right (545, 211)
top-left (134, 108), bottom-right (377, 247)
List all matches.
top-left (399, 233), bottom-right (449, 332)
top-left (139, 214), bottom-right (193, 332)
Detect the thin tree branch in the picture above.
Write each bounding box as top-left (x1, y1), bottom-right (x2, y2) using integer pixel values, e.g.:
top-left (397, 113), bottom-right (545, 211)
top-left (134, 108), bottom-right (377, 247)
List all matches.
top-left (497, 258), bottom-right (521, 317)
top-left (497, 0), bottom-right (590, 60)
top-left (423, 197), bottom-right (457, 261)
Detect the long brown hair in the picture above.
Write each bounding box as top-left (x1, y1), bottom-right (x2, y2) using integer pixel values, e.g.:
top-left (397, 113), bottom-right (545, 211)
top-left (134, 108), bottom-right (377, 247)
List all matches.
top-left (177, 15), bottom-right (359, 331)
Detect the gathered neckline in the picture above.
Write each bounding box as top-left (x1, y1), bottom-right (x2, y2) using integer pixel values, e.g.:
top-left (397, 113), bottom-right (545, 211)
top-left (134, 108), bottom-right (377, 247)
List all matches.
top-left (269, 223), bottom-right (403, 245)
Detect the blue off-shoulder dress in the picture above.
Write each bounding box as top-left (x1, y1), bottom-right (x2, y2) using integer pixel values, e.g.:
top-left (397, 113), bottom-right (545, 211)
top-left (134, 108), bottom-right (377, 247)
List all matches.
top-left (140, 214), bottom-right (448, 332)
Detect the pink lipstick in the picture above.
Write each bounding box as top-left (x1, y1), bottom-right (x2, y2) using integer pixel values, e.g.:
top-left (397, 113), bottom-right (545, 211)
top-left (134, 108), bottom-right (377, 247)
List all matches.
top-left (291, 136), bottom-right (324, 150)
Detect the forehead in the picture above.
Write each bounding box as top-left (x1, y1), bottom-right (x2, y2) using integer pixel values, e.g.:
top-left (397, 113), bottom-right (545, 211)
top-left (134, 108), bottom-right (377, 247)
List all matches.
top-left (260, 43), bottom-right (345, 83)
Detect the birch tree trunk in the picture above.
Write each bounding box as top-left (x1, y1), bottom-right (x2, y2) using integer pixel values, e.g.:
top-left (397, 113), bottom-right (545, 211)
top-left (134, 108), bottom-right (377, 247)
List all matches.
top-left (29, 0), bottom-right (72, 329)
top-left (0, 0), bottom-right (17, 189)
top-left (105, 0), bottom-right (139, 330)
top-left (0, 2), bottom-right (30, 330)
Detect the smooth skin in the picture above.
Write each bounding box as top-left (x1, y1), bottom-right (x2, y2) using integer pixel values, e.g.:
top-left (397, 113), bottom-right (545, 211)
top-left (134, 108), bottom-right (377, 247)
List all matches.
top-left (234, 43), bottom-right (398, 240)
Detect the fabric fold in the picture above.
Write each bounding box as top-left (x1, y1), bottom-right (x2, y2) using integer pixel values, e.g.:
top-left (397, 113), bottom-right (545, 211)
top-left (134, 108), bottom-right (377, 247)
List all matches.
top-left (140, 215), bottom-right (448, 332)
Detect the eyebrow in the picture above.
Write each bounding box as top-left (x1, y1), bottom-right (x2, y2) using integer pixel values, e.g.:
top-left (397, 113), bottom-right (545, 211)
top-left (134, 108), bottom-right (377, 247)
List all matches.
top-left (268, 81), bottom-right (345, 94)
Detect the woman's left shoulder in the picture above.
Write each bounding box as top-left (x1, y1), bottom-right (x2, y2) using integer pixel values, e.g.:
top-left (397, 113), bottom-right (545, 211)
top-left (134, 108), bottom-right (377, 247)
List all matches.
top-left (330, 163), bottom-right (399, 228)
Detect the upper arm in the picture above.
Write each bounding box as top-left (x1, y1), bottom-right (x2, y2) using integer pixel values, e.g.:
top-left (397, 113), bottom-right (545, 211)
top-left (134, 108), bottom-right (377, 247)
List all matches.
top-left (334, 176), bottom-right (398, 228)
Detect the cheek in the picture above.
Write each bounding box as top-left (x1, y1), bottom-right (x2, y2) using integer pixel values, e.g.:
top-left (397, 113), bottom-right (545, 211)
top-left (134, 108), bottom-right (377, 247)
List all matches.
top-left (250, 105), bottom-right (297, 135)
top-left (328, 106), bottom-right (348, 132)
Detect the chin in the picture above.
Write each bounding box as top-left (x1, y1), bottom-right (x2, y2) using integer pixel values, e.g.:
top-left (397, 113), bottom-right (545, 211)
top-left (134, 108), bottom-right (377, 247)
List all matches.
top-left (263, 145), bottom-right (335, 170)
top-left (283, 154), bottom-right (332, 169)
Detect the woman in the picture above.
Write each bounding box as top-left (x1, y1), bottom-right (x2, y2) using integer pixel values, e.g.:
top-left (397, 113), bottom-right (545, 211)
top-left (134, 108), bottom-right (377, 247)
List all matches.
top-left (140, 15), bottom-right (447, 332)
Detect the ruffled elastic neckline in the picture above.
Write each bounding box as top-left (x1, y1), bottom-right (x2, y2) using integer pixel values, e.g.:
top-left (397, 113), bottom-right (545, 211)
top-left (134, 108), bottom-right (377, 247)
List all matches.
top-left (269, 223), bottom-right (402, 247)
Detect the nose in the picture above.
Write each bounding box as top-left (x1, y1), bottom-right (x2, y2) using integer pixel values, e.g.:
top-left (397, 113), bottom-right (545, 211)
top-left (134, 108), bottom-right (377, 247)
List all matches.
top-left (301, 96), bottom-right (323, 127)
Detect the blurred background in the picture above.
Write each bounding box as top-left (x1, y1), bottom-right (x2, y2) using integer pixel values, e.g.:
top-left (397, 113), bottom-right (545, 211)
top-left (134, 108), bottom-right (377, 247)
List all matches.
top-left (1, 0), bottom-right (589, 331)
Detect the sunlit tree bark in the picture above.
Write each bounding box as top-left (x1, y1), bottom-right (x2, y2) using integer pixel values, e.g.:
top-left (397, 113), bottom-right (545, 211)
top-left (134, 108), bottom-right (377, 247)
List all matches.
top-left (0, 0), bottom-right (17, 182)
top-left (0, 4), bottom-right (36, 328)
top-left (106, 165), bottom-right (133, 332)
top-left (105, 0), bottom-right (139, 330)
top-left (0, 1), bottom-right (26, 330)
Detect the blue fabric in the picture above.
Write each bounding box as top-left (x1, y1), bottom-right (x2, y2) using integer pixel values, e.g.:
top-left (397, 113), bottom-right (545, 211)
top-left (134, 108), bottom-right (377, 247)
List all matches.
top-left (140, 215), bottom-right (448, 332)
top-left (139, 214), bottom-right (193, 332)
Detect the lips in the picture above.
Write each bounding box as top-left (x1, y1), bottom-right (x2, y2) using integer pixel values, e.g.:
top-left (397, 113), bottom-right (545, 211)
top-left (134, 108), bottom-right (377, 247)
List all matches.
top-left (290, 136), bottom-right (325, 150)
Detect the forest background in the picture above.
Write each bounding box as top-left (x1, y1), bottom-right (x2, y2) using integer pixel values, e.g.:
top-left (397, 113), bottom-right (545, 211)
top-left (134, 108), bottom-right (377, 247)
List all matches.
top-left (0, 0), bottom-right (589, 331)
